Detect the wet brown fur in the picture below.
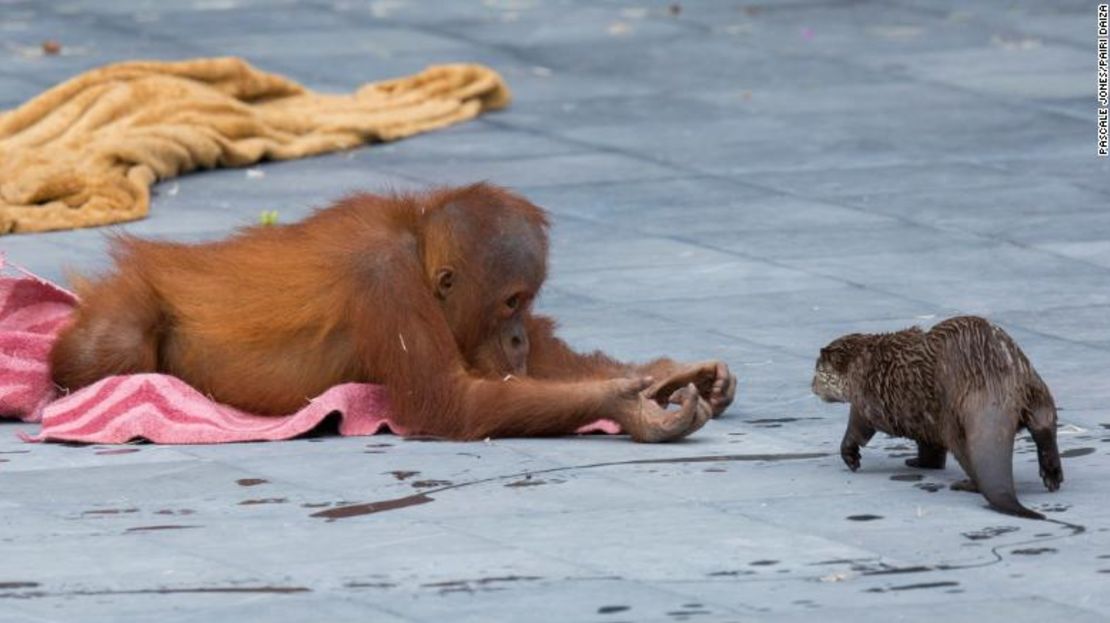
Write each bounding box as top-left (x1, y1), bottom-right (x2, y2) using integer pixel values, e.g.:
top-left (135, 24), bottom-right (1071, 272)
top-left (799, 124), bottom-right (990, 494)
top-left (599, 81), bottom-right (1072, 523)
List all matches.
top-left (812, 315), bottom-right (1062, 519)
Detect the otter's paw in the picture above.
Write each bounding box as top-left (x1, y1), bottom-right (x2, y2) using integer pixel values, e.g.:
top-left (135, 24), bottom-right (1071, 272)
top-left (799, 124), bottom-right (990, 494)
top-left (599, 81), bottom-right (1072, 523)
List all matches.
top-left (1040, 463), bottom-right (1063, 492)
top-left (950, 479), bottom-right (979, 493)
top-left (840, 445), bottom-right (861, 472)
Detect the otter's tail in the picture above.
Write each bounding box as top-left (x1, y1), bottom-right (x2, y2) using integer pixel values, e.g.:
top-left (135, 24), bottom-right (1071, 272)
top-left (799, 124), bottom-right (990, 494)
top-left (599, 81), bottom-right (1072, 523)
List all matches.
top-left (966, 407), bottom-right (1044, 520)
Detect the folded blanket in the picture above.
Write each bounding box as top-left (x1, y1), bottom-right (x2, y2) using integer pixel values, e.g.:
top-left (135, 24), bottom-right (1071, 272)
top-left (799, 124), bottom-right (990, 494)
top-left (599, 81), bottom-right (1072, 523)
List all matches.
top-left (0, 57), bottom-right (510, 234)
top-left (0, 260), bottom-right (75, 423)
top-left (0, 255), bottom-right (620, 444)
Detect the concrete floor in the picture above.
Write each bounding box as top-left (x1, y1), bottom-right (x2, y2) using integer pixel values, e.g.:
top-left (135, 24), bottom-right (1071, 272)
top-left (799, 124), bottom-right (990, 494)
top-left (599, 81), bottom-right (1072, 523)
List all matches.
top-left (2, 0), bottom-right (1109, 621)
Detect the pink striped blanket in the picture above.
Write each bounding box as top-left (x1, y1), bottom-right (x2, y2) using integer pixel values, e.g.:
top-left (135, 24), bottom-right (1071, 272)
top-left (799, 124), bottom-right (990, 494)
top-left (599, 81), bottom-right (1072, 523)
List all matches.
top-left (0, 255), bottom-right (619, 444)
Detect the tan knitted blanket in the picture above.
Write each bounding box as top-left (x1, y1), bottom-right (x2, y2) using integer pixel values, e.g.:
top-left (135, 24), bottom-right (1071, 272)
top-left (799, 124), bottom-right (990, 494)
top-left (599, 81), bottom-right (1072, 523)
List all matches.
top-left (0, 57), bottom-right (510, 234)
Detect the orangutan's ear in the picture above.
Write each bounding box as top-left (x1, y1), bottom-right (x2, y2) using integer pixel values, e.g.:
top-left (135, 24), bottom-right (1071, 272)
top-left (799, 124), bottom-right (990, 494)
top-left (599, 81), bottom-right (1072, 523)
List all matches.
top-left (435, 267), bottom-right (455, 300)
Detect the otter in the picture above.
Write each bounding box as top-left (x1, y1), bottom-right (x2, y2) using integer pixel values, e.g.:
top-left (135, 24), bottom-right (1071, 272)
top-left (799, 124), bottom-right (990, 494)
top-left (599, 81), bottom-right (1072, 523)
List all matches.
top-left (811, 315), bottom-right (1063, 520)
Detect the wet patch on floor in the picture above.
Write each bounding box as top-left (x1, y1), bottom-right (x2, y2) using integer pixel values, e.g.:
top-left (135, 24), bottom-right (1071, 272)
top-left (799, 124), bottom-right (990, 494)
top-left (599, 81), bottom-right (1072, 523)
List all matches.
top-left (411, 479), bottom-right (452, 488)
top-left (0, 585), bottom-right (309, 599)
top-left (1061, 448), bottom-right (1095, 458)
top-left (505, 476), bottom-right (564, 488)
top-left (860, 564), bottom-right (934, 576)
top-left (0, 582), bottom-right (40, 590)
top-left (238, 498), bottom-right (287, 506)
top-left (625, 453), bottom-right (827, 466)
top-left (748, 417), bottom-right (821, 428)
top-left (890, 473), bottom-right (924, 482)
top-left (865, 581), bottom-right (959, 593)
top-left (421, 575), bottom-right (541, 594)
top-left (962, 526), bottom-right (1020, 541)
top-left (125, 525), bottom-right (199, 533)
top-left (1037, 503), bottom-right (1071, 513)
top-left (236, 478), bottom-right (269, 487)
top-left (82, 508), bottom-right (139, 516)
top-left (312, 453), bottom-right (829, 520)
top-left (811, 557), bottom-right (875, 566)
top-left (1011, 547), bottom-right (1056, 556)
top-left (706, 570), bottom-right (756, 577)
top-left (312, 494), bottom-right (434, 520)
top-left (666, 606), bottom-right (712, 617)
top-left (344, 581), bottom-right (397, 589)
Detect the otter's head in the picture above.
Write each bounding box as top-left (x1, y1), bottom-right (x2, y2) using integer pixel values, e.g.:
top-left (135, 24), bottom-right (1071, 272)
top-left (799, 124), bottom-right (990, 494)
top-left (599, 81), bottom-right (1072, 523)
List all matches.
top-left (811, 333), bottom-right (868, 403)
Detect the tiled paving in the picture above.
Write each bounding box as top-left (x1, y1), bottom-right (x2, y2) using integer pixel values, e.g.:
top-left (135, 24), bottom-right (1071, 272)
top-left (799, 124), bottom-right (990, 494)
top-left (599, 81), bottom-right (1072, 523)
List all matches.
top-left (2, 1), bottom-right (1109, 621)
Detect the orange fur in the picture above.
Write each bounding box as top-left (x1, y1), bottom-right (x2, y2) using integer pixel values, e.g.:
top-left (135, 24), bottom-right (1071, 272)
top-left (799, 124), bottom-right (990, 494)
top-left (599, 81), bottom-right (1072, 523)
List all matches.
top-left (49, 184), bottom-right (701, 440)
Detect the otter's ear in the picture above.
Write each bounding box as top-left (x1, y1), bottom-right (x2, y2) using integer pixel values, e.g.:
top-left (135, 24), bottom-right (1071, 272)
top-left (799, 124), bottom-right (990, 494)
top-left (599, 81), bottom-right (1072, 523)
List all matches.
top-left (435, 267), bottom-right (455, 300)
top-left (821, 342), bottom-right (853, 371)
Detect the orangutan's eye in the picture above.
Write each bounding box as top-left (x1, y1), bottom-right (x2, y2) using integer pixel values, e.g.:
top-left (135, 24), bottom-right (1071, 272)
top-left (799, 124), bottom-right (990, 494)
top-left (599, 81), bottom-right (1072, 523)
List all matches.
top-left (505, 294), bottom-right (520, 312)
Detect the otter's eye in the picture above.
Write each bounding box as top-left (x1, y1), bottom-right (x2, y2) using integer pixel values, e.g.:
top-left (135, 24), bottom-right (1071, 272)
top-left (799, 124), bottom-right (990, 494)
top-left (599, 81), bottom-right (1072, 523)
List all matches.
top-left (505, 294), bottom-right (520, 312)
